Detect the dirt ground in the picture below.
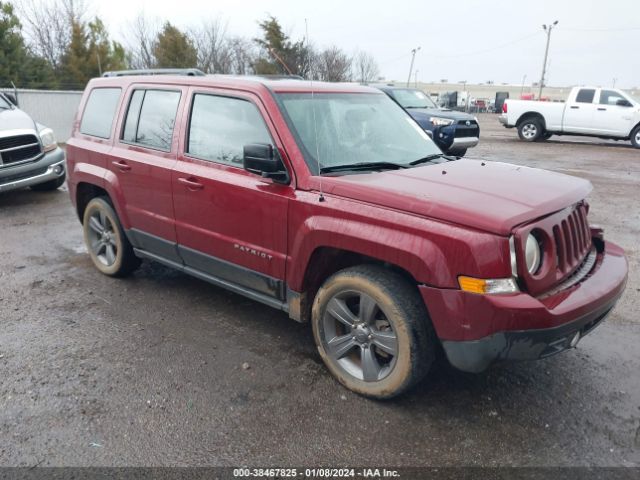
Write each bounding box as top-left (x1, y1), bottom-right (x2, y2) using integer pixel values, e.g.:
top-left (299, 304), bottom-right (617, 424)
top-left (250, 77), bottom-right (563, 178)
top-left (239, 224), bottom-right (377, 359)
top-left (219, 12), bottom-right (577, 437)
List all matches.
top-left (1, 114), bottom-right (638, 467)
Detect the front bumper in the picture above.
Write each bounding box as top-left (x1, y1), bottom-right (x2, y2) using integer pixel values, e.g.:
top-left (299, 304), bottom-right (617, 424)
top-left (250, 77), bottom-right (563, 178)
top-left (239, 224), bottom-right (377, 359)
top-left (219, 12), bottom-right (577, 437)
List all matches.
top-left (450, 136), bottom-right (479, 150)
top-left (0, 147), bottom-right (65, 192)
top-left (420, 240), bottom-right (628, 372)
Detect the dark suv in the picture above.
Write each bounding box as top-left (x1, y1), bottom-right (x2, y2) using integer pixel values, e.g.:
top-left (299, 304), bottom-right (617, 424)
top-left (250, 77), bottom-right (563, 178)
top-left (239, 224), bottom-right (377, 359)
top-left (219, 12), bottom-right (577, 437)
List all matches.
top-left (0, 92), bottom-right (66, 192)
top-left (377, 86), bottom-right (479, 157)
top-left (67, 72), bottom-right (627, 398)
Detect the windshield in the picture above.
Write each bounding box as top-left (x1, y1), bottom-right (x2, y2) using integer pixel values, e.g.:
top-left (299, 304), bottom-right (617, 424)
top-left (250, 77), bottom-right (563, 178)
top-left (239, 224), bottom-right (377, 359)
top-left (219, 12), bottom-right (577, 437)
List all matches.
top-left (276, 92), bottom-right (441, 175)
top-left (391, 89), bottom-right (438, 109)
top-left (0, 95), bottom-right (11, 109)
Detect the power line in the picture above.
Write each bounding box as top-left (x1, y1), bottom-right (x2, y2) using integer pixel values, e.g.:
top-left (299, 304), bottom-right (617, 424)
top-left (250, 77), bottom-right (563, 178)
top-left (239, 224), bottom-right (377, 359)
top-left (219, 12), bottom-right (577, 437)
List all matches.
top-left (431, 31), bottom-right (543, 59)
top-left (561, 26), bottom-right (640, 32)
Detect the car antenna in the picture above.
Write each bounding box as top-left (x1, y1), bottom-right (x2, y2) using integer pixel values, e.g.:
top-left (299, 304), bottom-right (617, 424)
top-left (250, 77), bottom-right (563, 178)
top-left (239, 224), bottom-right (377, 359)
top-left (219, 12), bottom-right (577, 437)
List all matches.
top-left (306, 18), bottom-right (325, 202)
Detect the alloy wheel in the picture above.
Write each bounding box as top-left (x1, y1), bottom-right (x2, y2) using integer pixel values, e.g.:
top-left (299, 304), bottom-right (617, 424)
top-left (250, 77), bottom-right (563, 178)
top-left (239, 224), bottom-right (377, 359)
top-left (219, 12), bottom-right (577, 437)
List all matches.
top-left (86, 209), bottom-right (118, 267)
top-left (321, 290), bottom-right (398, 382)
top-left (522, 123), bottom-right (538, 139)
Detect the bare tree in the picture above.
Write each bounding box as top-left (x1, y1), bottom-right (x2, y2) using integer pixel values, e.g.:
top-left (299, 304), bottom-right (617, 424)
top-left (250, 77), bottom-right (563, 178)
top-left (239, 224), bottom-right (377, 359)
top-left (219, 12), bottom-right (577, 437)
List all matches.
top-left (226, 36), bottom-right (255, 75)
top-left (123, 12), bottom-right (159, 69)
top-left (314, 46), bottom-right (351, 82)
top-left (17, 0), bottom-right (88, 71)
top-left (190, 18), bottom-right (231, 74)
top-left (353, 50), bottom-right (379, 84)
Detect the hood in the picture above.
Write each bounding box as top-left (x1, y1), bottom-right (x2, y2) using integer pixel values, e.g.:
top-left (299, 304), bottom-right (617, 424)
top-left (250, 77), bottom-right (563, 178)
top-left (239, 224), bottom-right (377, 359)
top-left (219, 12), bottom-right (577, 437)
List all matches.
top-left (320, 159), bottom-right (592, 235)
top-left (407, 107), bottom-right (475, 122)
top-left (0, 107), bottom-right (37, 132)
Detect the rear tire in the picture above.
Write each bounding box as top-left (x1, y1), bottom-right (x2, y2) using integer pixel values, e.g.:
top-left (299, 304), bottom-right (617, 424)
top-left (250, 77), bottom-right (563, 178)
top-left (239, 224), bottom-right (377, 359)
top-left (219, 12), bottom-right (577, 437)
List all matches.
top-left (312, 265), bottom-right (437, 399)
top-left (517, 117), bottom-right (544, 142)
top-left (83, 197), bottom-right (140, 277)
top-left (631, 125), bottom-right (640, 149)
top-left (30, 174), bottom-right (65, 191)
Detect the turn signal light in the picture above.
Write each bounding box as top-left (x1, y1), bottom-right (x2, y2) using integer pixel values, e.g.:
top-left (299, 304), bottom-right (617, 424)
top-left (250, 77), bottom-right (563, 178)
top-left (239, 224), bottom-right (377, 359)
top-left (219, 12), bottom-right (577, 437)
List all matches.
top-left (458, 276), bottom-right (519, 294)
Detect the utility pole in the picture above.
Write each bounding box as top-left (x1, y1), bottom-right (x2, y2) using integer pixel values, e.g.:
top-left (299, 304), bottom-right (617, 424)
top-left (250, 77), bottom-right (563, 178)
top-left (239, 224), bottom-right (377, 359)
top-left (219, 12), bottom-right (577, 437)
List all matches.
top-left (520, 74), bottom-right (527, 97)
top-left (612, 78), bottom-right (617, 88)
top-left (407, 46), bottom-right (420, 87)
top-left (414, 70), bottom-right (419, 88)
top-left (538, 20), bottom-right (558, 100)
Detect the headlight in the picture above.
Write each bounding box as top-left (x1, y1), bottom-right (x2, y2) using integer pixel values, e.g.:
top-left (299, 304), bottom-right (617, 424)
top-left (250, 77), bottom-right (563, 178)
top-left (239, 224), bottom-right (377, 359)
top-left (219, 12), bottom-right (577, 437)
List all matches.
top-left (39, 127), bottom-right (57, 153)
top-left (525, 233), bottom-right (542, 274)
top-left (429, 117), bottom-right (454, 126)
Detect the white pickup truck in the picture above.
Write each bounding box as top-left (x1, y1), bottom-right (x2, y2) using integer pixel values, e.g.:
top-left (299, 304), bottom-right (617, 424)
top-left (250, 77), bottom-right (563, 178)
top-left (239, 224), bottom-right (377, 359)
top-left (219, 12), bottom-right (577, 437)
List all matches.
top-left (499, 86), bottom-right (640, 149)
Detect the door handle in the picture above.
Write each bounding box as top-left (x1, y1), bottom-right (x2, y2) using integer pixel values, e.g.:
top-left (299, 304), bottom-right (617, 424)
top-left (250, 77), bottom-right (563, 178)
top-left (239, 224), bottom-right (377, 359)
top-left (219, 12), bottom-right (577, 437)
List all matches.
top-left (570, 106), bottom-right (579, 109)
top-left (597, 107), bottom-right (607, 111)
top-left (112, 160), bottom-right (131, 172)
top-left (177, 177), bottom-right (204, 190)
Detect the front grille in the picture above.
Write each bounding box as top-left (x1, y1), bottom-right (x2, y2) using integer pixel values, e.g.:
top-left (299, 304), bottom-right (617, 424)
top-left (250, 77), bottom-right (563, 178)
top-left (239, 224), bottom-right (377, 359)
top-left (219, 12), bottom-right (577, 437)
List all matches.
top-left (0, 134), bottom-right (42, 167)
top-left (514, 202), bottom-right (593, 297)
top-left (454, 126), bottom-right (479, 138)
top-left (552, 203), bottom-right (591, 274)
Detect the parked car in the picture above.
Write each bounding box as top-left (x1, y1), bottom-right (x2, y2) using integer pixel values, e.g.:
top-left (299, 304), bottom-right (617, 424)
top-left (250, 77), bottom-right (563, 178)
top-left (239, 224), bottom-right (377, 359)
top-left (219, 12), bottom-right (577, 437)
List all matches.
top-left (377, 86), bottom-right (479, 156)
top-left (67, 72), bottom-right (628, 399)
top-left (0, 92), bottom-right (66, 192)
top-left (499, 86), bottom-right (640, 148)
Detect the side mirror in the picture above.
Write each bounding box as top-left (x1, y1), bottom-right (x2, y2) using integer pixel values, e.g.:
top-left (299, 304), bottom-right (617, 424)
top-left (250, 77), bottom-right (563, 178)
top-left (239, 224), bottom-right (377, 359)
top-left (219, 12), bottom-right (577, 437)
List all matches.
top-left (616, 98), bottom-right (632, 107)
top-left (4, 93), bottom-right (17, 106)
top-left (243, 143), bottom-right (289, 184)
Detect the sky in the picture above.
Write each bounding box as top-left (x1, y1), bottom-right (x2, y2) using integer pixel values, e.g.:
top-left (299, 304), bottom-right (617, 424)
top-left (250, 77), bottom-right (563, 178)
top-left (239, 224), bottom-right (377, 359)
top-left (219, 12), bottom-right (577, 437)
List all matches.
top-left (89, 0), bottom-right (639, 88)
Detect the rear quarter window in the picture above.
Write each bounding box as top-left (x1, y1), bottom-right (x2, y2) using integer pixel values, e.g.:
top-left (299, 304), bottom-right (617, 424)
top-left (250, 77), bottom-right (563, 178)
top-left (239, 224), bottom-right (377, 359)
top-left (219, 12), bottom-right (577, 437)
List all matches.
top-left (80, 88), bottom-right (122, 138)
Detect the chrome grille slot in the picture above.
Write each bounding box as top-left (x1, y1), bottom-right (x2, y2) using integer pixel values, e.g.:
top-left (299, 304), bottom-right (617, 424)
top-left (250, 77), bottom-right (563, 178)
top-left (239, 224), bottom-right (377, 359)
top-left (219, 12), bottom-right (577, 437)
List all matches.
top-left (0, 134), bottom-right (42, 167)
top-left (553, 204), bottom-right (591, 275)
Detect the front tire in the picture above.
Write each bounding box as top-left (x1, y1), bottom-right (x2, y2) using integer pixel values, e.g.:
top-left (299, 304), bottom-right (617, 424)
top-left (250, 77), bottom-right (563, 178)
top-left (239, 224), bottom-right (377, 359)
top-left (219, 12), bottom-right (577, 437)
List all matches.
top-left (631, 125), bottom-right (640, 149)
top-left (312, 265), bottom-right (436, 399)
top-left (83, 197), bottom-right (140, 277)
top-left (518, 118), bottom-right (544, 142)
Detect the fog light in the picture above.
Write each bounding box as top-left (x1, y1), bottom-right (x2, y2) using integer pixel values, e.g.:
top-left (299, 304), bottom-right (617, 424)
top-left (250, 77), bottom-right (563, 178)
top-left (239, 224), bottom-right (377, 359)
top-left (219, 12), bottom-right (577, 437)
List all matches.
top-left (570, 331), bottom-right (581, 348)
top-left (53, 165), bottom-right (63, 175)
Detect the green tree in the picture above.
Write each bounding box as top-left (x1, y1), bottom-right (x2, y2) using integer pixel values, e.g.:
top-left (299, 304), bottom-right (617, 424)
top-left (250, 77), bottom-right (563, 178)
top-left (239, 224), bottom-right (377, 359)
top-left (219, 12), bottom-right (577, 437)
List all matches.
top-left (59, 19), bottom-right (89, 88)
top-left (253, 15), bottom-right (311, 77)
top-left (87, 18), bottom-right (127, 75)
top-left (0, 1), bottom-right (54, 88)
top-left (153, 22), bottom-right (197, 68)
top-left (59, 17), bottom-right (128, 89)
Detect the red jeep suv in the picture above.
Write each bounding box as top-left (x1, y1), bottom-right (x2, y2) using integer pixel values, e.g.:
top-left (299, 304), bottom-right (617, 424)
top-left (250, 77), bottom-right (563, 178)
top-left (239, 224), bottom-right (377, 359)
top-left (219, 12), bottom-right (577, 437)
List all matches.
top-left (66, 71), bottom-right (628, 398)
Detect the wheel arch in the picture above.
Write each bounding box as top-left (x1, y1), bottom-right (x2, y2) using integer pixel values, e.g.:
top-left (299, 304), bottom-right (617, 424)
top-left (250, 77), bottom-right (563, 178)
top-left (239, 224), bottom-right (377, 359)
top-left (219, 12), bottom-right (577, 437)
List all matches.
top-left (516, 111), bottom-right (547, 130)
top-left (75, 182), bottom-right (109, 223)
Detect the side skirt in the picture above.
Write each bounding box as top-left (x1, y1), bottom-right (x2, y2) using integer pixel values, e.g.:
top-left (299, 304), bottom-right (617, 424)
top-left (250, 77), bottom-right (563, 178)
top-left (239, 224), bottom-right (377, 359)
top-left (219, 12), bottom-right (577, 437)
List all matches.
top-left (133, 248), bottom-right (289, 313)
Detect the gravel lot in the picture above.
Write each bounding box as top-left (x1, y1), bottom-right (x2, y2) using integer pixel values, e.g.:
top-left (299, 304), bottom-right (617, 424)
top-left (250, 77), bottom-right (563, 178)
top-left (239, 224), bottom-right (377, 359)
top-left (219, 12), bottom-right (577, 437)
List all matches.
top-left (1, 114), bottom-right (638, 467)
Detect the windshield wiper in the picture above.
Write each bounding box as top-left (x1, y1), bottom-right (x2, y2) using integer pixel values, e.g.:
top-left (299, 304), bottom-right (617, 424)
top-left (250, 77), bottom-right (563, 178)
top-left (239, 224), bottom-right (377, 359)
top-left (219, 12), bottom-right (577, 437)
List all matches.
top-left (320, 161), bottom-right (408, 174)
top-left (409, 153), bottom-right (447, 166)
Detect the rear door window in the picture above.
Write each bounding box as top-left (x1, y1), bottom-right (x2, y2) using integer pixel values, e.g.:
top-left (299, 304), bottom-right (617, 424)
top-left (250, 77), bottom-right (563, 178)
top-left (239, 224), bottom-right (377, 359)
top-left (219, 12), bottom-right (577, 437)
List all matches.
top-left (121, 89), bottom-right (181, 151)
top-left (80, 88), bottom-right (122, 138)
top-left (575, 89), bottom-right (596, 104)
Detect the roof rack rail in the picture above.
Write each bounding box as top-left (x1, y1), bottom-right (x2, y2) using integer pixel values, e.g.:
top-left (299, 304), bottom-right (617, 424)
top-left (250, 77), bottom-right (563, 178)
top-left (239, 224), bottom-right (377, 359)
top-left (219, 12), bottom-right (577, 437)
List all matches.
top-left (102, 68), bottom-right (206, 77)
top-left (248, 74), bottom-right (304, 80)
